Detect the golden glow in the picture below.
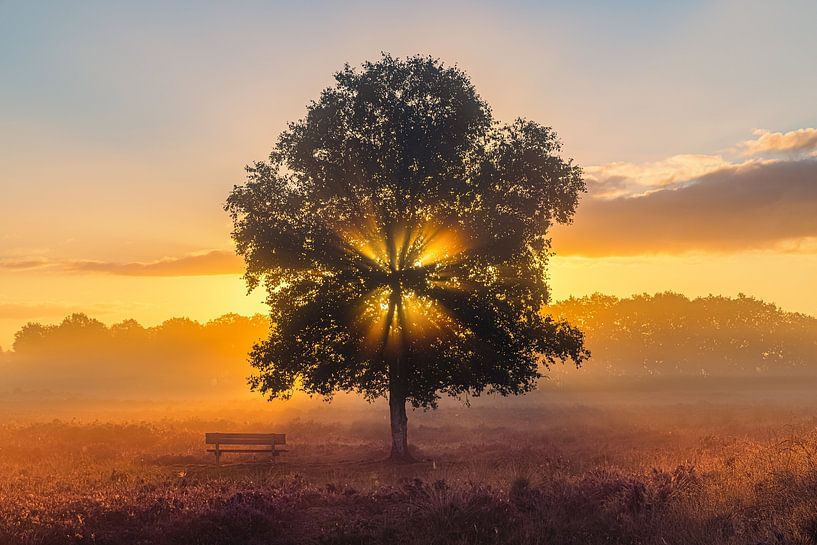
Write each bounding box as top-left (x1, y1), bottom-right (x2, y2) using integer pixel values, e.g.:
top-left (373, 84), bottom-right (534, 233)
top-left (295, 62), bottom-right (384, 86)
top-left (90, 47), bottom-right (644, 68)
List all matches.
top-left (356, 286), bottom-right (394, 352)
top-left (5, 250), bottom-right (815, 351)
top-left (339, 214), bottom-right (391, 268)
top-left (4, 7), bottom-right (816, 356)
top-left (342, 220), bottom-right (469, 354)
top-left (356, 286), bottom-right (460, 355)
top-left (547, 253), bottom-right (817, 318)
top-left (0, 271), bottom-right (267, 350)
top-left (3, 54), bottom-right (814, 355)
top-left (400, 290), bottom-right (457, 337)
top-left (338, 217), bottom-right (469, 273)
top-left (413, 227), bottom-right (468, 268)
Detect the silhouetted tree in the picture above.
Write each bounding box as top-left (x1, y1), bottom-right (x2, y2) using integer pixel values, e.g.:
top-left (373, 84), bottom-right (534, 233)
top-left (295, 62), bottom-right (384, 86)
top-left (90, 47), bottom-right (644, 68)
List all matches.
top-left (6, 314), bottom-right (269, 397)
top-left (225, 54), bottom-right (589, 460)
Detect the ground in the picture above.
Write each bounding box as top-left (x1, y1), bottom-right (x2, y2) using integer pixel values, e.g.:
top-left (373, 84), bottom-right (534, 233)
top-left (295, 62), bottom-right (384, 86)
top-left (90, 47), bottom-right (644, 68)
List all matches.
top-left (2, 400), bottom-right (817, 544)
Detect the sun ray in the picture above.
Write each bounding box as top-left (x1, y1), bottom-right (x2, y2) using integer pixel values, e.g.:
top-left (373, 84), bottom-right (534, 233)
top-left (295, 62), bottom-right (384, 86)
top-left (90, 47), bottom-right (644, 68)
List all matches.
top-left (335, 214), bottom-right (476, 357)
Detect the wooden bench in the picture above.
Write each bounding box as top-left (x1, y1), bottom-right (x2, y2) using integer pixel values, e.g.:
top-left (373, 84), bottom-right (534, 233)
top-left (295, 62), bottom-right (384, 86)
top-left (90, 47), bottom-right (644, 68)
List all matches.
top-left (205, 433), bottom-right (286, 465)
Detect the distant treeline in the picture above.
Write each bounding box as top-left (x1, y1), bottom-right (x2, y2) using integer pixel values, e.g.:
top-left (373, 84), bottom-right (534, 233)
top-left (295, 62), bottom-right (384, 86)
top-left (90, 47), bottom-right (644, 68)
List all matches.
top-left (547, 292), bottom-right (817, 378)
top-left (1, 293), bottom-right (816, 399)
top-left (0, 313), bottom-right (269, 398)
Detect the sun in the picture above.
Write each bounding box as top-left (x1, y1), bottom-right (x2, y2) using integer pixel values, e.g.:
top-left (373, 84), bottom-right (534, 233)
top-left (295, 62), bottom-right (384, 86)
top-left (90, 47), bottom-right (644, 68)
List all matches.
top-left (336, 218), bottom-right (470, 354)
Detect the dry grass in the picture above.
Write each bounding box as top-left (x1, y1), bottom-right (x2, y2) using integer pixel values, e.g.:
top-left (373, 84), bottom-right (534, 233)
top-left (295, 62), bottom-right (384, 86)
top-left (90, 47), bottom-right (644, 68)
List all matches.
top-left (1, 403), bottom-right (817, 544)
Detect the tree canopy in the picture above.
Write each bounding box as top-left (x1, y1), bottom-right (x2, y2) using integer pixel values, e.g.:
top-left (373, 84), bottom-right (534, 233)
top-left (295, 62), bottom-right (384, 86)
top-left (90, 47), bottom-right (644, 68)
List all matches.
top-left (225, 54), bottom-right (589, 457)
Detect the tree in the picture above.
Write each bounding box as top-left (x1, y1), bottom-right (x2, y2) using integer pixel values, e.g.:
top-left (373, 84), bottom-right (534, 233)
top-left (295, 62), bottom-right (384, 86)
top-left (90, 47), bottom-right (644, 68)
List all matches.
top-left (546, 292), bottom-right (817, 378)
top-left (225, 54), bottom-right (589, 460)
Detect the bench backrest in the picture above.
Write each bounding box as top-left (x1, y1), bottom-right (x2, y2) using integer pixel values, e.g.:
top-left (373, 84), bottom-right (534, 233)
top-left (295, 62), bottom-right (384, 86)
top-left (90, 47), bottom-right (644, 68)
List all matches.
top-left (205, 433), bottom-right (286, 446)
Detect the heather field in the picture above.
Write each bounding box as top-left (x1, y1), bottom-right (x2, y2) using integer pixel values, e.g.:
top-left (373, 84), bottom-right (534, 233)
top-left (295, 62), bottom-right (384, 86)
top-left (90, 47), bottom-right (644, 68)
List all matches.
top-left (3, 401), bottom-right (817, 545)
top-left (3, 1), bottom-right (816, 543)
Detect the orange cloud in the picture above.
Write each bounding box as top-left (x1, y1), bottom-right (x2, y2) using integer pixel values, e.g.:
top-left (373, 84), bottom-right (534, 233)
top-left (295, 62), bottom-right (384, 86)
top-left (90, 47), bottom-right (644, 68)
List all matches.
top-left (586, 154), bottom-right (736, 199)
top-left (69, 250), bottom-right (244, 276)
top-left (586, 128), bottom-right (817, 201)
top-left (739, 128), bottom-right (817, 157)
top-left (553, 159), bottom-right (817, 256)
top-left (0, 258), bottom-right (51, 270)
top-left (0, 250), bottom-right (244, 277)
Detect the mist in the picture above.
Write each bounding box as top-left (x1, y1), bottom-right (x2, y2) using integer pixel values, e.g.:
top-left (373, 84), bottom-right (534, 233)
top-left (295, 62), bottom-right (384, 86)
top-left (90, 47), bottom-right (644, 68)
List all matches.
top-left (2, 292), bottom-right (815, 418)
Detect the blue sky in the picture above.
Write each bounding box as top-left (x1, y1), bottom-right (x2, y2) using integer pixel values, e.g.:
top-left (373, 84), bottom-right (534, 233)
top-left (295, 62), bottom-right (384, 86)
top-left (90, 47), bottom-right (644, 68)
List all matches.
top-left (3, 1), bottom-right (815, 163)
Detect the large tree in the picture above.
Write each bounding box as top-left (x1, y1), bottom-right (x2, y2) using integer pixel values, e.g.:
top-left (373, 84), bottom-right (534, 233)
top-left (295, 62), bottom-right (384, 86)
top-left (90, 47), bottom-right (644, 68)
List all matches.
top-left (226, 54), bottom-right (589, 460)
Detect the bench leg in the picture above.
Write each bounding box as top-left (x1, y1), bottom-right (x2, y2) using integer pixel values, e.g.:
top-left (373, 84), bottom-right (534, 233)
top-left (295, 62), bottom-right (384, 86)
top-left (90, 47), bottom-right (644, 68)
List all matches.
top-left (215, 445), bottom-right (221, 466)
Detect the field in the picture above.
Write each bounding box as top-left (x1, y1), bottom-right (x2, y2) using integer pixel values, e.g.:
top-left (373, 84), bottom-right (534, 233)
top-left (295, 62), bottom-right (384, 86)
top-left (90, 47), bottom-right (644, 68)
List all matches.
top-left (2, 397), bottom-right (817, 545)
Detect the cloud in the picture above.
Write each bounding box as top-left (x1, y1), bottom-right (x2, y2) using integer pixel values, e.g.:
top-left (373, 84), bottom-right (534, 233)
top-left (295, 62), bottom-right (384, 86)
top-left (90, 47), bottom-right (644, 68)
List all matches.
top-left (0, 250), bottom-right (244, 277)
top-left (553, 159), bottom-right (817, 256)
top-left (586, 154), bottom-right (737, 199)
top-left (586, 128), bottom-right (817, 201)
top-left (567, 128), bottom-right (817, 256)
top-left (0, 258), bottom-right (51, 270)
top-left (739, 128), bottom-right (817, 157)
top-left (69, 250), bottom-right (244, 276)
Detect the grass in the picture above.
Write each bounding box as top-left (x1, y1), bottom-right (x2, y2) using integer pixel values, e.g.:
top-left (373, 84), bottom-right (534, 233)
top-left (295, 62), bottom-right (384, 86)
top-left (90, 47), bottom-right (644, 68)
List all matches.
top-left (1, 402), bottom-right (817, 544)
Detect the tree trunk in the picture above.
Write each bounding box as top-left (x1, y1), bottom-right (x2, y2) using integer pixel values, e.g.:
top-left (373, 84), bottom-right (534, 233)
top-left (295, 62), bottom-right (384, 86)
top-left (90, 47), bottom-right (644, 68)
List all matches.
top-left (389, 391), bottom-right (410, 461)
top-left (386, 290), bottom-right (412, 462)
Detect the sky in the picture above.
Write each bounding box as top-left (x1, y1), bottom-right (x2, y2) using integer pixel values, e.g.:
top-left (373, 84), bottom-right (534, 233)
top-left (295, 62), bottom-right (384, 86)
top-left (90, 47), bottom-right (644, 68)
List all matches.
top-left (1, 0), bottom-right (817, 349)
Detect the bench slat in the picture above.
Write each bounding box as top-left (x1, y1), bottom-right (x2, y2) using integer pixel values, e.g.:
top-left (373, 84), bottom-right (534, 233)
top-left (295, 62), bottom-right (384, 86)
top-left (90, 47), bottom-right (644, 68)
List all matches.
top-left (205, 433), bottom-right (286, 445)
top-left (207, 448), bottom-right (280, 454)
top-left (207, 433), bottom-right (282, 438)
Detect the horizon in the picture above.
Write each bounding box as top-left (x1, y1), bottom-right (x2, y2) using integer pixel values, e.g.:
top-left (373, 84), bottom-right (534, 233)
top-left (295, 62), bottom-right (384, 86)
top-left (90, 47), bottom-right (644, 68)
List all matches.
top-left (3, 291), bottom-right (816, 408)
top-left (3, 289), bottom-right (817, 352)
